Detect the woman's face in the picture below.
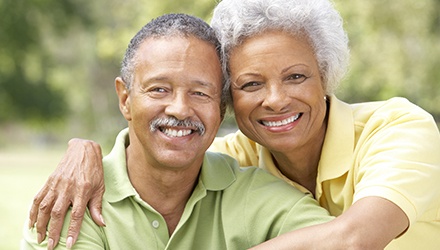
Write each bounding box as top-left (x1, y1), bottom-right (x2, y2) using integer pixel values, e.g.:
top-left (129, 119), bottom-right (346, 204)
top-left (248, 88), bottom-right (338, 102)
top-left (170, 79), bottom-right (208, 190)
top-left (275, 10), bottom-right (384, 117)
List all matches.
top-left (229, 30), bottom-right (328, 154)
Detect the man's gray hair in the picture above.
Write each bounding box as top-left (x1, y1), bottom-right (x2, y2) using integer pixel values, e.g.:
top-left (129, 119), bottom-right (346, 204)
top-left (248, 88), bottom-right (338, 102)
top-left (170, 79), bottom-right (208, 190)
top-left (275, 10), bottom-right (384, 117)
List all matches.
top-left (211, 0), bottom-right (350, 96)
top-left (120, 13), bottom-right (227, 117)
top-left (121, 13), bottom-right (221, 89)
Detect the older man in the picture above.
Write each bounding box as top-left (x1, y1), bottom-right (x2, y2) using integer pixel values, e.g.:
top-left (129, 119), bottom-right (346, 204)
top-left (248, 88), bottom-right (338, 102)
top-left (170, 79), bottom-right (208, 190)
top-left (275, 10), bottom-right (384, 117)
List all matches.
top-left (22, 13), bottom-right (332, 250)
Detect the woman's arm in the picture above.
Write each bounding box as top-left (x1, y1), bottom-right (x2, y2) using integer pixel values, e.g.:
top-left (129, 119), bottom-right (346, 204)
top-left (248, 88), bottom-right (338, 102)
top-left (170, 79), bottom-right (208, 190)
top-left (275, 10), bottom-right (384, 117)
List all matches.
top-left (23, 207), bottom-right (106, 250)
top-left (28, 138), bottom-right (106, 249)
top-left (250, 196), bottom-right (409, 249)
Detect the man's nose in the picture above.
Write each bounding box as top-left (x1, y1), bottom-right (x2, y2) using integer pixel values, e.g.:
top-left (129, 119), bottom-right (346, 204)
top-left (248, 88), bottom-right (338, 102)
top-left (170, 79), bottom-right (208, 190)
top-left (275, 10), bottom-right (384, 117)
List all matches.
top-left (164, 93), bottom-right (195, 120)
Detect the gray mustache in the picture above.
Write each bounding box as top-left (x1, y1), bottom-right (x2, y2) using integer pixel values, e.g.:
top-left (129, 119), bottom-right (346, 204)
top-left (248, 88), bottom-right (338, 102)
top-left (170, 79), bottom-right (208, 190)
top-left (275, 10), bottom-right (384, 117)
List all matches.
top-left (150, 117), bottom-right (205, 135)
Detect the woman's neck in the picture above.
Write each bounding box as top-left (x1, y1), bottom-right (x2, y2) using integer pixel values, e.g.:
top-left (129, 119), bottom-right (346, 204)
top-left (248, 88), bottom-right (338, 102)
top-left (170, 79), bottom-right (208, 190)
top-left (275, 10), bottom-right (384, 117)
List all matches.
top-left (271, 116), bottom-right (328, 196)
top-left (271, 148), bottom-right (320, 196)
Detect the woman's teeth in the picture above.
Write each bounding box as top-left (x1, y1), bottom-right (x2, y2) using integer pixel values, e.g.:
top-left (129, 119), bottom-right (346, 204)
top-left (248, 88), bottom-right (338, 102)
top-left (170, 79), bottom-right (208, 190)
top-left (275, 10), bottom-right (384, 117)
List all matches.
top-left (261, 114), bottom-right (300, 127)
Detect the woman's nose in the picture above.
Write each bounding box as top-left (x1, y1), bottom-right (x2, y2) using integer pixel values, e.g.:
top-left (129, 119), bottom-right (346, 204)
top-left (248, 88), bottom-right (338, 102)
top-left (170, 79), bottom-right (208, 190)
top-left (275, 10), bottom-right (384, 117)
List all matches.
top-left (261, 83), bottom-right (290, 112)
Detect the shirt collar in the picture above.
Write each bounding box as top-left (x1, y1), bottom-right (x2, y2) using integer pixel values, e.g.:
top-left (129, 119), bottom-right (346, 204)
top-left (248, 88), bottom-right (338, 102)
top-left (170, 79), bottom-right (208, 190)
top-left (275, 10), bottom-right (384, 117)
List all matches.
top-left (104, 128), bottom-right (236, 203)
top-left (317, 95), bottom-right (354, 182)
top-left (103, 128), bottom-right (135, 203)
top-left (200, 151), bottom-right (236, 191)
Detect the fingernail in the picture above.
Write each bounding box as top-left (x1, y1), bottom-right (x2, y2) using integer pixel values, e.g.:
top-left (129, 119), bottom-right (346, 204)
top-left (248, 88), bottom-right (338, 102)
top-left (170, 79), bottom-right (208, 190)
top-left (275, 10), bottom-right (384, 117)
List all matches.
top-left (37, 233), bottom-right (43, 244)
top-left (100, 214), bottom-right (106, 226)
top-left (47, 238), bottom-right (54, 250)
top-left (66, 236), bottom-right (73, 249)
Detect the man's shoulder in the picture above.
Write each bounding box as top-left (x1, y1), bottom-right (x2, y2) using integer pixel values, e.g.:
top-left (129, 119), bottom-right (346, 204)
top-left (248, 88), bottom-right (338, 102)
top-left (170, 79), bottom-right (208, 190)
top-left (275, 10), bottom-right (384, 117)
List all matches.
top-left (209, 151), bottom-right (332, 237)
top-left (204, 151), bottom-right (274, 182)
top-left (204, 151), bottom-right (306, 200)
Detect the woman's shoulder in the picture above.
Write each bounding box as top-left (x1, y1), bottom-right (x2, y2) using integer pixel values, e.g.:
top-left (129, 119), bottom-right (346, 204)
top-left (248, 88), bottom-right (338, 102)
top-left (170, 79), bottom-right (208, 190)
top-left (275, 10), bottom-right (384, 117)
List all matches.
top-left (353, 97), bottom-right (429, 114)
top-left (349, 97), bottom-right (435, 124)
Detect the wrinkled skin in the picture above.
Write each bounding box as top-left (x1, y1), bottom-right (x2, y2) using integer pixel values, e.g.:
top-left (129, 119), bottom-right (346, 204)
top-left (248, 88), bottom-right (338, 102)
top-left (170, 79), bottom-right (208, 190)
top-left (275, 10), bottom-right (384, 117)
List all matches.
top-left (28, 139), bottom-right (105, 249)
top-left (29, 30), bottom-right (409, 250)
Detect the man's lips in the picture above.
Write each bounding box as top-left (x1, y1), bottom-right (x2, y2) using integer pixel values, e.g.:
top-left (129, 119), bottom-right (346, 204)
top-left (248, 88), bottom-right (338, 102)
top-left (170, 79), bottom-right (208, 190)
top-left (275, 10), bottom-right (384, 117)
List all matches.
top-left (159, 127), bottom-right (195, 137)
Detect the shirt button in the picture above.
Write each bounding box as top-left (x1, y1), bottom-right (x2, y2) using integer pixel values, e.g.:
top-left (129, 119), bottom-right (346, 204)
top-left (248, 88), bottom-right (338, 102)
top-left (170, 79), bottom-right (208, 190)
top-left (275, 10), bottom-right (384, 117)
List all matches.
top-left (152, 220), bottom-right (160, 229)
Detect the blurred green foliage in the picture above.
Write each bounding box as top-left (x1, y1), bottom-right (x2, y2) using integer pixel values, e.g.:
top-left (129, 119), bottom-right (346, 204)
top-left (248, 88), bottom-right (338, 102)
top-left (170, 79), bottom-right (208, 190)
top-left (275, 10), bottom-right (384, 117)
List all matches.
top-left (335, 0), bottom-right (440, 115)
top-left (0, 0), bottom-right (439, 149)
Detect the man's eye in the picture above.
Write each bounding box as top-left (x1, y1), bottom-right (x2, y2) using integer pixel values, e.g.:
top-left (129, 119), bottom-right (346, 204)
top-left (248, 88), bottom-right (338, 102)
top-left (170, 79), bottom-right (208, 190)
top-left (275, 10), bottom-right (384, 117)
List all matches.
top-left (151, 87), bottom-right (166, 92)
top-left (194, 91), bottom-right (206, 96)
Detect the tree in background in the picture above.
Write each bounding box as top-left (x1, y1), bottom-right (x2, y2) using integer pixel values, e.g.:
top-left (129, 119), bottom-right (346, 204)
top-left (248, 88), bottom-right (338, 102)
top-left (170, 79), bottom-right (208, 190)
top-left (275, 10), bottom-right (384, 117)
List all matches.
top-left (336, 0), bottom-right (440, 119)
top-left (0, 0), bottom-right (438, 149)
top-left (0, 0), bottom-right (98, 123)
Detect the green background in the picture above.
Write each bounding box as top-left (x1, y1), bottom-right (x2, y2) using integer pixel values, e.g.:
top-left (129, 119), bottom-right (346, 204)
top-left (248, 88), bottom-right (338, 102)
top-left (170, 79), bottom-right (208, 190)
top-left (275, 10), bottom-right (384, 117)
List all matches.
top-left (1, 0), bottom-right (439, 248)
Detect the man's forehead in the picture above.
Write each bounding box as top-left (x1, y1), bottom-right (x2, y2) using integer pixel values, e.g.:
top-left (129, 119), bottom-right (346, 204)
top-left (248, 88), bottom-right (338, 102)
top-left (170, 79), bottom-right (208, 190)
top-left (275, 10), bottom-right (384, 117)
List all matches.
top-left (132, 36), bottom-right (222, 89)
top-left (134, 36), bottom-right (219, 64)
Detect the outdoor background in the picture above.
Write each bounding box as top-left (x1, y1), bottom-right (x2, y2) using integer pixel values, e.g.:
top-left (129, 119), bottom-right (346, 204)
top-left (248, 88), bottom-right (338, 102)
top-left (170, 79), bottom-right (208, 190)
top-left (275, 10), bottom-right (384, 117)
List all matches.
top-left (1, 0), bottom-right (439, 249)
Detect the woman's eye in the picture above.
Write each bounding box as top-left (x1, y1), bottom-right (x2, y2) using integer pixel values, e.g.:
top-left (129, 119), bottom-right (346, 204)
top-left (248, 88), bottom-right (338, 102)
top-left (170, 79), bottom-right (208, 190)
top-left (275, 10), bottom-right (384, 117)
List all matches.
top-left (286, 74), bottom-right (307, 83)
top-left (194, 91), bottom-right (207, 97)
top-left (241, 81), bottom-right (262, 91)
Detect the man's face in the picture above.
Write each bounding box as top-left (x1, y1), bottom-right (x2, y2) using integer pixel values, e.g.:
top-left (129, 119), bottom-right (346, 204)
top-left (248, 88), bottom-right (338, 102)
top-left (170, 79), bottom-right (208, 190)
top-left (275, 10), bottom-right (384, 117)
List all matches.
top-left (118, 36), bottom-right (223, 170)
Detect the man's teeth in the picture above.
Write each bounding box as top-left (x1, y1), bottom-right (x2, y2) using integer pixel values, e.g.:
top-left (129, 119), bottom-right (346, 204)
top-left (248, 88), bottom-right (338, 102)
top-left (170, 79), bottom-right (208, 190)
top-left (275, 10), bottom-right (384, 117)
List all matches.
top-left (162, 128), bottom-right (192, 137)
top-left (262, 114), bottom-right (300, 127)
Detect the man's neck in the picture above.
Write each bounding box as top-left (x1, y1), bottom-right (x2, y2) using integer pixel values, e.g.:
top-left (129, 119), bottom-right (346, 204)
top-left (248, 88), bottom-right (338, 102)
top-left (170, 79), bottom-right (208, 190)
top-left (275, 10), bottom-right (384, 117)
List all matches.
top-left (125, 146), bottom-right (201, 235)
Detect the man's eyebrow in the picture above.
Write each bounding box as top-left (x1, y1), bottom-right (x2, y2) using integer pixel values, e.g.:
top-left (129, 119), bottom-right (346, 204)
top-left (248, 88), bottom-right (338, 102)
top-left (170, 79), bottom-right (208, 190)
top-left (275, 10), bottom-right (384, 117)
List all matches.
top-left (141, 76), bottom-right (215, 88)
top-left (143, 76), bottom-right (169, 83)
top-left (192, 80), bottom-right (213, 87)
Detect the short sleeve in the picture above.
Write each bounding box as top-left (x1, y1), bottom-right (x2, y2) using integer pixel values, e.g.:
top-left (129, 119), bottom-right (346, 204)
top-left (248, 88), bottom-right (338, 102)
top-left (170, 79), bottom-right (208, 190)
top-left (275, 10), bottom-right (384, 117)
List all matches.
top-left (353, 98), bottom-right (440, 224)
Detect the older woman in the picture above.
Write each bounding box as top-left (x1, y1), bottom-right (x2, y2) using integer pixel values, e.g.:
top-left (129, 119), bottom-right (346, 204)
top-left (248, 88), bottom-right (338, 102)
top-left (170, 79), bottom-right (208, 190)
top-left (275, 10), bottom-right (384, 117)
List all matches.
top-left (29, 0), bottom-right (440, 249)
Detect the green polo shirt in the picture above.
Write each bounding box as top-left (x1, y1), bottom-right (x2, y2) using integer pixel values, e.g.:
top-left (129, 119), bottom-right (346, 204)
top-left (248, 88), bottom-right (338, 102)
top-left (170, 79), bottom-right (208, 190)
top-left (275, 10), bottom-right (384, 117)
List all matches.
top-left (209, 95), bottom-right (440, 250)
top-left (22, 128), bottom-right (333, 250)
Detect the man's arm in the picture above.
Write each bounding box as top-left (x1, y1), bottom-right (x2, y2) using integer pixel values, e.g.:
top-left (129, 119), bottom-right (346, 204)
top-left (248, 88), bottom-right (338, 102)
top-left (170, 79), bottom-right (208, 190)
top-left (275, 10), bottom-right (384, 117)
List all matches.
top-left (250, 196), bottom-right (409, 249)
top-left (28, 138), bottom-right (106, 249)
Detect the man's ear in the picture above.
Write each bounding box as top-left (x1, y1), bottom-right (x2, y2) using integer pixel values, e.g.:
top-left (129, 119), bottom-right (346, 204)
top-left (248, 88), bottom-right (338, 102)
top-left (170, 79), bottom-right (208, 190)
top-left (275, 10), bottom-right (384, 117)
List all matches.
top-left (115, 77), bottom-right (132, 121)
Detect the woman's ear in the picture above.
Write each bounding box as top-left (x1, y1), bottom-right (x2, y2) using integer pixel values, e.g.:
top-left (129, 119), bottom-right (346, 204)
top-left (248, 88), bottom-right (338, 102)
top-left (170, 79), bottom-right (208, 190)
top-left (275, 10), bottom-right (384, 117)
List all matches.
top-left (115, 77), bottom-right (132, 121)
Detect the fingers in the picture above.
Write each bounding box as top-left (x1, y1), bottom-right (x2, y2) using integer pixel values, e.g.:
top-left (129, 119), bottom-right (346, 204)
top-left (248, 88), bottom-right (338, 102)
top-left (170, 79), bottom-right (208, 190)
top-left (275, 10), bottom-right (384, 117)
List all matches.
top-left (35, 191), bottom-right (56, 244)
top-left (86, 140), bottom-right (106, 227)
top-left (46, 197), bottom-right (73, 250)
top-left (64, 197), bottom-right (88, 249)
top-left (33, 189), bottom-right (103, 247)
top-left (28, 138), bottom-right (105, 249)
top-left (29, 184), bottom-right (50, 229)
top-left (64, 182), bottom-right (105, 248)
top-left (88, 188), bottom-right (106, 227)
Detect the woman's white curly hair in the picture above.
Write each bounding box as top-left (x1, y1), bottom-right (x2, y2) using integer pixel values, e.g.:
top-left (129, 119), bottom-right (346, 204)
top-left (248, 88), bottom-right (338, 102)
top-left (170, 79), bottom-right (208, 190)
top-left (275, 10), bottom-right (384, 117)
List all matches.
top-left (211, 0), bottom-right (349, 98)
